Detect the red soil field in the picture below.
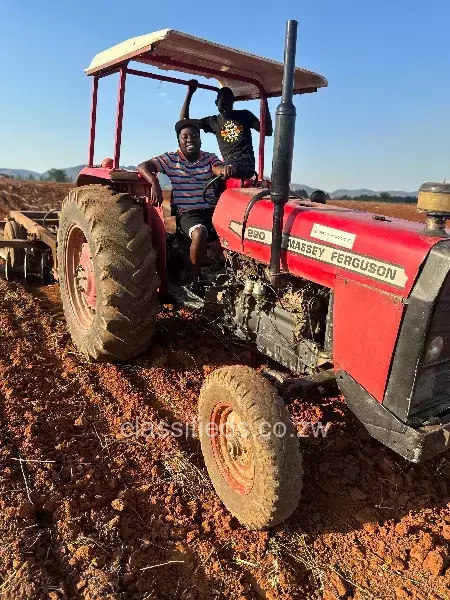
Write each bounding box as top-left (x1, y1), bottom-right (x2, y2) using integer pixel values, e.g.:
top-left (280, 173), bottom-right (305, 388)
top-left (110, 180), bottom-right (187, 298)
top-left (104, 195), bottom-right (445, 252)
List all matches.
top-left (0, 178), bottom-right (73, 219)
top-left (329, 200), bottom-right (426, 224)
top-left (0, 179), bottom-right (448, 600)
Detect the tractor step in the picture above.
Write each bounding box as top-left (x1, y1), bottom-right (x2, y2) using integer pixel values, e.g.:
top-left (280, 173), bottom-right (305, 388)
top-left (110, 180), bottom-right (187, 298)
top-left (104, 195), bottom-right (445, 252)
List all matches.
top-left (262, 368), bottom-right (338, 403)
top-left (167, 282), bottom-right (205, 309)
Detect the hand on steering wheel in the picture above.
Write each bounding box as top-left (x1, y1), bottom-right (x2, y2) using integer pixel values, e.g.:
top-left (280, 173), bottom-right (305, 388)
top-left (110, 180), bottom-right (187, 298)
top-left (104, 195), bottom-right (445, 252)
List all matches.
top-left (220, 164), bottom-right (236, 179)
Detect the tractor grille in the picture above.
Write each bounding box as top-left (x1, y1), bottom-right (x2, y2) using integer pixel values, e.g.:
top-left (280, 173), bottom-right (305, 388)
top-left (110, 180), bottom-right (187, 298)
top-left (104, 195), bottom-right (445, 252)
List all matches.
top-left (410, 272), bottom-right (450, 420)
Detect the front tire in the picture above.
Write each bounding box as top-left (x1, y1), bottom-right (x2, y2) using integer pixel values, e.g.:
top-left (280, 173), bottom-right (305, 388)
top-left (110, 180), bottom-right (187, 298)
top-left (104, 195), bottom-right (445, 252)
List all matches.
top-left (57, 185), bottom-right (160, 362)
top-left (199, 366), bottom-right (303, 529)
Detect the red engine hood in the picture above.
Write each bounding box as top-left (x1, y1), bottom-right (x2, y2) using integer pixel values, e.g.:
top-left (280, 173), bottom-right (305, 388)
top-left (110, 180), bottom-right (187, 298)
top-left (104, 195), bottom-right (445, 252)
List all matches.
top-left (213, 188), bottom-right (449, 297)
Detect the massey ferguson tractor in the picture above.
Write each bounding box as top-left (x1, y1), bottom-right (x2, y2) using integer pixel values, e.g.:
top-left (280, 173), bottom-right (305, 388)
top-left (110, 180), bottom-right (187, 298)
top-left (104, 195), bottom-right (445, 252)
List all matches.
top-left (1, 21), bottom-right (449, 529)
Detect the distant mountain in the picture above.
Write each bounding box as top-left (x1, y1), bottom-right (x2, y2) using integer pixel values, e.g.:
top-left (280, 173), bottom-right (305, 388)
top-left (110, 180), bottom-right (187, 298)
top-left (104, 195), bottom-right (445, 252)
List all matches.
top-left (291, 183), bottom-right (316, 197)
top-left (0, 166), bottom-right (85, 181)
top-left (330, 188), bottom-right (417, 199)
top-left (291, 183), bottom-right (417, 199)
top-left (0, 168), bottom-right (41, 179)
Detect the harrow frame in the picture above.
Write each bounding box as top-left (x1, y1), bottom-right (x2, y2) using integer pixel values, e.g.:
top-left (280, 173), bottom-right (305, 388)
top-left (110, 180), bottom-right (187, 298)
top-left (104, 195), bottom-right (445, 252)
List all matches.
top-left (0, 210), bottom-right (59, 281)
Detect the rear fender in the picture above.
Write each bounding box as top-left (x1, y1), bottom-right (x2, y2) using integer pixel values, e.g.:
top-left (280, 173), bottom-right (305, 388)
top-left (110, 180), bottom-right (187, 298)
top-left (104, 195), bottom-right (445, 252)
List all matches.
top-left (77, 167), bottom-right (167, 293)
top-left (77, 167), bottom-right (152, 197)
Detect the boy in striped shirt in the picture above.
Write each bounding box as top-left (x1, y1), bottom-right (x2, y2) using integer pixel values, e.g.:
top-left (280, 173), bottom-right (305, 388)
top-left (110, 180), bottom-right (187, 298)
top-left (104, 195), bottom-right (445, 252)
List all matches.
top-left (137, 119), bottom-right (235, 295)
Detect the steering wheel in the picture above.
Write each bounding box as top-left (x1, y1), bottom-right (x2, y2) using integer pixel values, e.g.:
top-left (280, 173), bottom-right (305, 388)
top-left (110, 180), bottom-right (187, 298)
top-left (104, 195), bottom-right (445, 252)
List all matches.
top-left (202, 175), bottom-right (224, 206)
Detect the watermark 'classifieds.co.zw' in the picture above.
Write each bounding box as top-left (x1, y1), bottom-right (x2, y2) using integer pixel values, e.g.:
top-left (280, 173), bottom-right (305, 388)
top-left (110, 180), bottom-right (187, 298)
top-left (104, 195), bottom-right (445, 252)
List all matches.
top-left (120, 417), bottom-right (330, 440)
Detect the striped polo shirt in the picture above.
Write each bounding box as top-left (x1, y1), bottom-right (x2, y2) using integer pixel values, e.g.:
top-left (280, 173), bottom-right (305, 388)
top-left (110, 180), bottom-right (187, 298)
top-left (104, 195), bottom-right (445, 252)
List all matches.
top-left (152, 150), bottom-right (221, 212)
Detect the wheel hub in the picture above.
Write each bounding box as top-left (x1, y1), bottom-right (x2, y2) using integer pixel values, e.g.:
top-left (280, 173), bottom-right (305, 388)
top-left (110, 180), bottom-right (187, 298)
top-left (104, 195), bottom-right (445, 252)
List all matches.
top-left (78, 243), bottom-right (96, 308)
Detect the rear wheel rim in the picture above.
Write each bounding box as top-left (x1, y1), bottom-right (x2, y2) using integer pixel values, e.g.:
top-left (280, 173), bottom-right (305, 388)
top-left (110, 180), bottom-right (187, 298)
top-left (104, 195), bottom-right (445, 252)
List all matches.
top-left (65, 225), bottom-right (96, 329)
top-left (210, 403), bottom-right (255, 495)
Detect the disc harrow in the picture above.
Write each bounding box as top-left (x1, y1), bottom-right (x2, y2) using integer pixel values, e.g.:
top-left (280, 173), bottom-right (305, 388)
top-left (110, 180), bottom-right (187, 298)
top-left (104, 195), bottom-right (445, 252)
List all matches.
top-left (0, 210), bottom-right (59, 284)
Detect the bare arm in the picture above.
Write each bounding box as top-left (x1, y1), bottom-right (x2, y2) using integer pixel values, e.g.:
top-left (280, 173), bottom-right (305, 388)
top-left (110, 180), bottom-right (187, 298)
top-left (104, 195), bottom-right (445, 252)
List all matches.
top-left (180, 79), bottom-right (198, 119)
top-left (250, 99), bottom-right (273, 136)
top-left (137, 160), bottom-right (163, 206)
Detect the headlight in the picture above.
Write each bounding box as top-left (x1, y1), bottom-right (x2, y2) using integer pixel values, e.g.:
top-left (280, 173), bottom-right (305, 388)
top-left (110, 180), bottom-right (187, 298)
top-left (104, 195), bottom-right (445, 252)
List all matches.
top-left (425, 336), bottom-right (444, 363)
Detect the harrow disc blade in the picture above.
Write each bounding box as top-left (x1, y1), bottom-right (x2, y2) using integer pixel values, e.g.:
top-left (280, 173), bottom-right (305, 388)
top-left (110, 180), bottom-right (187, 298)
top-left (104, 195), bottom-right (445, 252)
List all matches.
top-left (24, 250), bottom-right (30, 284)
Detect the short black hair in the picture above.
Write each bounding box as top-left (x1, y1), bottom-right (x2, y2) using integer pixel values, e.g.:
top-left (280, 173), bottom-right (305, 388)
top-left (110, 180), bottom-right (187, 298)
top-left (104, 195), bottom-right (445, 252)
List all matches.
top-left (175, 119), bottom-right (201, 138)
top-left (217, 87), bottom-right (234, 100)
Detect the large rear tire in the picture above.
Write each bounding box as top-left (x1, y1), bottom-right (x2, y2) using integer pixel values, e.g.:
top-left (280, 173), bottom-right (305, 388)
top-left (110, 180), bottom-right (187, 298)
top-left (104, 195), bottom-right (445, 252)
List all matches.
top-left (57, 185), bottom-right (160, 362)
top-left (199, 366), bottom-right (303, 529)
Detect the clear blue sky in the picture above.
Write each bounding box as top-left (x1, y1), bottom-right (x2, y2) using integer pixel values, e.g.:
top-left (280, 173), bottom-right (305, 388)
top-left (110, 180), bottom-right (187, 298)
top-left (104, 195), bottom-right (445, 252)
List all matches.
top-left (1, 0), bottom-right (449, 192)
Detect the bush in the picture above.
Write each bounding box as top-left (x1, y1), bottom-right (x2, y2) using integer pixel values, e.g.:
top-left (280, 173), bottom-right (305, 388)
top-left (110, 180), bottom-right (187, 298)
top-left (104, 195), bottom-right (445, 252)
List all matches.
top-left (46, 169), bottom-right (70, 183)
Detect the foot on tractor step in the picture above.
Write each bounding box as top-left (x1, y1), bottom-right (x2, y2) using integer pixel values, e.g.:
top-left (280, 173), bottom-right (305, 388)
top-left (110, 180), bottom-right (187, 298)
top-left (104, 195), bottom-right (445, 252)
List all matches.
top-left (187, 279), bottom-right (205, 298)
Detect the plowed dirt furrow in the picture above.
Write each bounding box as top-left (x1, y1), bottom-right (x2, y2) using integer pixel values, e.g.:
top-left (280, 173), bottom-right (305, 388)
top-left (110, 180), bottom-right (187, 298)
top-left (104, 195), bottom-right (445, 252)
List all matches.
top-left (0, 277), bottom-right (450, 600)
top-left (0, 281), bottom-right (276, 599)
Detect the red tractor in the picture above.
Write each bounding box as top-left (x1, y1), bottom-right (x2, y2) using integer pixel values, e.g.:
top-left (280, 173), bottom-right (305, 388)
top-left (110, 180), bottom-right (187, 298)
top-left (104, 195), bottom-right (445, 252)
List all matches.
top-left (1, 21), bottom-right (450, 530)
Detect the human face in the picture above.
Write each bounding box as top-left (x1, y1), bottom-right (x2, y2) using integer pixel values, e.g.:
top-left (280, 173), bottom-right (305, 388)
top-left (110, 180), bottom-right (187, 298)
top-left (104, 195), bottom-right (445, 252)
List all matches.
top-left (216, 91), bottom-right (234, 119)
top-left (178, 126), bottom-right (201, 159)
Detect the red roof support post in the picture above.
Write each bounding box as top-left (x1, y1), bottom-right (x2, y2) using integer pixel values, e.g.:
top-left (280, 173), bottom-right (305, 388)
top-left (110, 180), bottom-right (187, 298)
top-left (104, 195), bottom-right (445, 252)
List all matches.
top-left (88, 76), bottom-right (99, 167)
top-left (113, 66), bottom-right (128, 169)
top-left (258, 91), bottom-right (267, 180)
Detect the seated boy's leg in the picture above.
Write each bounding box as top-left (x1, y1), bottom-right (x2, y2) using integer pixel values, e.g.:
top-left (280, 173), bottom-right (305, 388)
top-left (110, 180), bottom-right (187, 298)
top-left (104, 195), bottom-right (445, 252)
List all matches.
top-left (179, 208), bottom-right (215, 280)
top-left (189, 228), bottom-right (207, 281)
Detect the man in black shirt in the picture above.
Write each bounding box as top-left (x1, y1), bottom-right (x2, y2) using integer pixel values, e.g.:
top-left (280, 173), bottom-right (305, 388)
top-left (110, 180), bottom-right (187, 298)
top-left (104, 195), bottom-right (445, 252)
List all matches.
top-left (180, 81), bottom-right (273, 179)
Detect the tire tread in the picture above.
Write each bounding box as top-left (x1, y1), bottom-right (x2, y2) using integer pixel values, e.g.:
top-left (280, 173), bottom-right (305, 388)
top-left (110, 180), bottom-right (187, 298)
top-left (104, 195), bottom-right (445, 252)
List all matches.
top-left (199, 365), bottom-right (303, 529)
top-left (57, 185), bottom-right (160, 362)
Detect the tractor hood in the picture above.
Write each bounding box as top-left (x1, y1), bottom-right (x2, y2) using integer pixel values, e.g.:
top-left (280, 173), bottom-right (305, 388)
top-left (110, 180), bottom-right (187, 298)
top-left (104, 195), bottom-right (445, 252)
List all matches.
top-left (213, 188), bottom-right (449, 298)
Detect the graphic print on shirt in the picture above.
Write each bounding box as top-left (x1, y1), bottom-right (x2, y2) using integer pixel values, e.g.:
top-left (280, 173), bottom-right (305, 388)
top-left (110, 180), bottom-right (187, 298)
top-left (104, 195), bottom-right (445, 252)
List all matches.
top-left (220, 120), bottom-right (244, 143)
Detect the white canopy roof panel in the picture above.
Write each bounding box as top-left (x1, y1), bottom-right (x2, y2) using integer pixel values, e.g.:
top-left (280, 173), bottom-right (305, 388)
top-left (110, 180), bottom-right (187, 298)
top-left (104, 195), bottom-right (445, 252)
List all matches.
top-left (85, 29), bottom-right (327, 100)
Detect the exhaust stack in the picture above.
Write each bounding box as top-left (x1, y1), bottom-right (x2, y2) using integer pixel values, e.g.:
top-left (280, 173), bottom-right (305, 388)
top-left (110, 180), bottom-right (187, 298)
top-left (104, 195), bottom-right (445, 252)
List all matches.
top-left (270, 19), bottom-right (298, 284)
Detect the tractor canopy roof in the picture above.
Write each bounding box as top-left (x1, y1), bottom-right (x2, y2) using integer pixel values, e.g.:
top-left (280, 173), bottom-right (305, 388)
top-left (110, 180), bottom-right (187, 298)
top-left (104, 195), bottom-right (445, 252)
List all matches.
top-left (85, 28), bottom-right (327, 100)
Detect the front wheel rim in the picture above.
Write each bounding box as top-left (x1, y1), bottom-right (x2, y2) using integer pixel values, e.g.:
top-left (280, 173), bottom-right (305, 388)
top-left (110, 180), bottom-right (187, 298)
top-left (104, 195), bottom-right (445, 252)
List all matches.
top-left (210, 402), bottom-right (255, 495)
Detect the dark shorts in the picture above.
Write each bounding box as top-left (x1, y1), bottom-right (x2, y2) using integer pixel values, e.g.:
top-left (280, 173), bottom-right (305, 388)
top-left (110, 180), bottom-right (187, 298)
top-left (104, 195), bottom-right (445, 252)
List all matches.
top-left (178, 207), bottom-right (218, 240)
